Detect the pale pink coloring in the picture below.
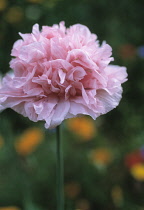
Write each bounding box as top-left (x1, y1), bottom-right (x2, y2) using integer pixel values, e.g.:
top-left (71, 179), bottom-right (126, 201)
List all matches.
top-left (0, 22), bottom-right (127, 129)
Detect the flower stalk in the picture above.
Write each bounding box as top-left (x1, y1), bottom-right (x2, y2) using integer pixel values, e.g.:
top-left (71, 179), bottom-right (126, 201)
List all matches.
top-left (56, 125), bottom-right (64, 210)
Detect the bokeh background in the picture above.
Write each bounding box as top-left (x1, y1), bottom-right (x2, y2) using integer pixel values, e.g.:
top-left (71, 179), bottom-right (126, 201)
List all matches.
top-left (0, 0), bottom-right (144, 210)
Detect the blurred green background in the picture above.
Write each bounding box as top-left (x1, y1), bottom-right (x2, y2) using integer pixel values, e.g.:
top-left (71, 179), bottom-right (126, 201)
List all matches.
top-left (0, 0), bottom-right (144, 210)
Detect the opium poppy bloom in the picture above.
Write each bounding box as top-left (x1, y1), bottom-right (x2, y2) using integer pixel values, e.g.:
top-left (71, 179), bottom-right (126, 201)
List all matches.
top-left (0, 22), bottom-right (127, 129)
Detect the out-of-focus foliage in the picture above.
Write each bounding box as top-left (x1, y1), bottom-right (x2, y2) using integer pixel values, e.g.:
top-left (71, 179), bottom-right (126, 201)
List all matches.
top-left (0, 0), bottom-right (144, 210)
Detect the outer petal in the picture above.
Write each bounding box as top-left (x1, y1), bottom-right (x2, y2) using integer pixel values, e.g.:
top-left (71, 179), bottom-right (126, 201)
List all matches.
top-left (96, 88), bottom-right (123, 114)
top-left (69, 100), bottom-right (98, 119)
top-left (19, 42), bottom-right (47, 62)
top-left (50, 100), bottom-right (70, 128)
top-left (105, 65), bottom-right (128, 83)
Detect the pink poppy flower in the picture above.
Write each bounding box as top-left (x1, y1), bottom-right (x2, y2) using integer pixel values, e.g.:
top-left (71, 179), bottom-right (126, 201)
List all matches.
top-left (0, 22), bottom-right (127, 129)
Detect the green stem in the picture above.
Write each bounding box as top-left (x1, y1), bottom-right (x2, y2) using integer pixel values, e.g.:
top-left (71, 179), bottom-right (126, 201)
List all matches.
top-left (56, 125), bottom-right (64, 210)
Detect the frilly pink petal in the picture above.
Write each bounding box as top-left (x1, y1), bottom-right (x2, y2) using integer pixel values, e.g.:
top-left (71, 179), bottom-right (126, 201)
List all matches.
top-left (32, 24), bottom-right (40, 37)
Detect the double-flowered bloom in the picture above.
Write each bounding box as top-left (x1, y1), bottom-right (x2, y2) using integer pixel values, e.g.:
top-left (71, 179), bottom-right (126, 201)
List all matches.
top-left (0, 22), bottom-right (127, 128)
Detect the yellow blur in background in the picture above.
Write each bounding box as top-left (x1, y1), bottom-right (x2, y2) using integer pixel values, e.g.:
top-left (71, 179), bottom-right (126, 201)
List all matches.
top-left (67, 117), bottom-right (96, 141)
top-left (15, 127), bottom-right (44, 156)
top-left (0, 207), bottom-right (20, 210)
top-left (90, 148), bottom-right (113, 167)
top-left (0, 0), bottom-right (7, 11)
